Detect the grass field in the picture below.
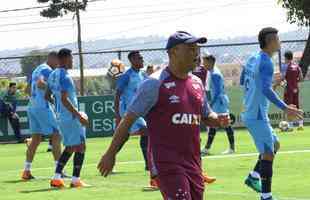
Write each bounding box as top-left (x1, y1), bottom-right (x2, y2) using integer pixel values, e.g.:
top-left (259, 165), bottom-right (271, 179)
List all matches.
top-left (0, 127), bottom-right (310, 200)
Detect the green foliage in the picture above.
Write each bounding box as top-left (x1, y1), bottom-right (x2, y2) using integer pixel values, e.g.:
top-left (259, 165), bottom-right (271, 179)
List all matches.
top-left (37, 0), bottom-right (88, 19)
top-left (279, 0), bottom-right (310, 26)
top-left (84, 76), bottom-right (114, 96)
top-left (20, 50), bottom-right (48, 79)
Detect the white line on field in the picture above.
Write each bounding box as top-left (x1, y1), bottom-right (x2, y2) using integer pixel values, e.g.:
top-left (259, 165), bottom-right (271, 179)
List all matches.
top-left (2, 149), bottom-right (310, 175)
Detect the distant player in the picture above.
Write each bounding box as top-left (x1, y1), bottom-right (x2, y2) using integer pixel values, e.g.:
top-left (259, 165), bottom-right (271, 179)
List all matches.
top-left (200, 54), bottom-right (236, 155)
top-left (241, 27), bottom-right (303, 200)
top-left (48, 49), bottom-right (89, 188)
top-left (283, 50), bottom-right (304, 130)
top-left (98, 31), bottom-right (229, 199)
top-left (114, 51), bottom-right (149, 170)
top-left (22, 52), bottom-right (62, 180)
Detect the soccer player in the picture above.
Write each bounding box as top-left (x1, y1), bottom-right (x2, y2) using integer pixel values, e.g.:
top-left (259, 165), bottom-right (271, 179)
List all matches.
top-left (283, 50), bottom-right (304, 130)
top-left (22, 52), bottom-right (62, 180)
top-left (241, 27), bottom-right (303, 200)
top-left (98, 31), bottom-right (228, 199)
top-left (200, 54), bottom-right (236, 155)
top-left (114, 51), bottom-right (149, 170)
top-left (48, 48), bottom-right (89, 188)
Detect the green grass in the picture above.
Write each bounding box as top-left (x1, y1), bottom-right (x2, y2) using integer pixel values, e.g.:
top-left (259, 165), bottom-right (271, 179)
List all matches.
top-left (1, 127), bottom-right (310, 200)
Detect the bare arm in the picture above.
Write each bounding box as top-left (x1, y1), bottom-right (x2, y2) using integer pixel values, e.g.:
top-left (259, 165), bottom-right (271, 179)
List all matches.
top-left (45, 88), bottom-right (54, 104)
top-left (37, 79), bottom-right (48, 90)
top-left (61, 91), bottom-right (88, 126)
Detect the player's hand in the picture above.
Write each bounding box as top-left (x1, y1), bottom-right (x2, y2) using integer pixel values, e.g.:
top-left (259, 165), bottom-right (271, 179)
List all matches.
top-left (203, 112), bottom-right (220, 127)
top-left (97, 152), bottom-right (116, 177)
top-left (273, 72), bottom-right (282, 86)
top-left (285, 104), bottom-right (304, 121)
top-left (78, 113), bottom-right (89, 127)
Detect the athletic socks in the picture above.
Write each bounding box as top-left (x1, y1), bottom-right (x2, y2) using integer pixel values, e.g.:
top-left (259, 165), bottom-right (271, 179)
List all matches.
top-left (55, 151), bottom-right (73, 175)
top-left (24, 161), bottom-right (32, 171)
top-left (225, 126), bottom-right (235, 150)
top-left (206, 128), bottom-right (216, 149)
top-left (260, 160), bottom-right (273, 199)
top-left (73, 152), bottom-right (85, 178)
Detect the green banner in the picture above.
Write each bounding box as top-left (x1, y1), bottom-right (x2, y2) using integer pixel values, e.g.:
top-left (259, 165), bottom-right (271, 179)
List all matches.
top-left (0, 95), bottom-right (116, 141)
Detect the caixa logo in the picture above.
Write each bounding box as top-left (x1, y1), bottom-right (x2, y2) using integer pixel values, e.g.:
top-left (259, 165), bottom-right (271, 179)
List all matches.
top-left (172, 113), bottom-right (201, 125)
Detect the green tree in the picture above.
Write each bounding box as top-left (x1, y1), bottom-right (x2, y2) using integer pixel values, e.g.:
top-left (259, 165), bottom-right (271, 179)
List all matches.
top-left (37, 0), bottom-right (88, 96)
top-left (279, 0), bottom-right (310, 77)
top-left (20, 50), bottom-right (48, 79)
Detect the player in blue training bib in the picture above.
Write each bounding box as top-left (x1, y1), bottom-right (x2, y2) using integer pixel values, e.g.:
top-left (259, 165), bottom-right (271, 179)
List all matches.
top-left (22, 52), bottom-right (62, 181)
top-left (200, 54), bottom-right (236, 156)
top-left (241, 27), bottom-right (303, 200)
top-left (48, 49), bottom-right (89, 188)
top-left (114, 51), bottom-right (149, 171)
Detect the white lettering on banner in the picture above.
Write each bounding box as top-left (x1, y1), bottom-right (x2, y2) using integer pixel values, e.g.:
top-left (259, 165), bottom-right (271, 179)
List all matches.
top-left (172, 113), bottom-right (201, 125)
top-left (92, 101), bottom-right (115, 114)
top-left (92, 118), bottom-right (115, 132)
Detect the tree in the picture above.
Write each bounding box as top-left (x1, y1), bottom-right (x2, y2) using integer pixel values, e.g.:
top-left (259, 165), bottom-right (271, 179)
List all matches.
top-left (20, 50), bottom-right (48, 80)
top-left (37, 0), bottom-right (88, 95)
top-left (279, 0), bottom-right (310, 77)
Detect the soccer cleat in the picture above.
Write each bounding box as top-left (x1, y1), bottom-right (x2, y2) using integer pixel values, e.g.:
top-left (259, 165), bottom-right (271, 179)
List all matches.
top-left (245, 175), bottom-right (262, 193)
top-left (222, 149), bottom-right (235, 155)
top-left (261, 196), bottom-right (277, 200)
top-left (203, 173), bottom-right (216, 184)
top-left (201, 148), bottom-right (211, 156)
top-left (21, 170), bottom-right (35, 181)
top-left (50, 179), bottom-right (65, 188)
top-left (70, 180), bottom-right (91, 188)
top-left (149, 178), bottom-right (159, 189)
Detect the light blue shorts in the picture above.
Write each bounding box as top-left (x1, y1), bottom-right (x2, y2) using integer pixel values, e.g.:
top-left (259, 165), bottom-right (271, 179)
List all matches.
top-left (59, 118), bottom-right (86, 147)
top-left (244, 119), bottom-right (279, 154)
top-left (211, 95), bottom-right (230, 114)
top-left (27, 107), bottom-right (59, 136)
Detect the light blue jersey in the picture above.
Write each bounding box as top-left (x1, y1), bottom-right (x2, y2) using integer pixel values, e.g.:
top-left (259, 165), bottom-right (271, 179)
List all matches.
top-left (116, 68), bottom-right (147, 115)
top-left (48, 68), bottom-right (78, 121)
top-left (27, 63), bottom-right (58, 135)
top-left (240, 51), bottom-right (287, 154)
top-left (116, 67), bottom-right (147, 134)
top-left (241, 51), bottom-right (287, 121)
top-left (48, 67), bottom-right (85, 146)
top-left (30, 63), bottom-right (53, 109)
top-left (209, 67), bottom-right (229, 113)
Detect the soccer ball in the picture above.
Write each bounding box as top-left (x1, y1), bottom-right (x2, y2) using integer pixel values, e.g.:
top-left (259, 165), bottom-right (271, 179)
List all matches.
top-left (279, 121), bottom-right (290, 132)
top-left (107, 59), bottom-right (125, 79)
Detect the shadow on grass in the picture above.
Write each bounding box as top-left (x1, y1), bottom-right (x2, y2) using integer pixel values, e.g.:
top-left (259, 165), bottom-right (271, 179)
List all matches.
top-left (3, 177), bottom-right (50, 184)
top-left (19, 187), bottom-right (68, 193)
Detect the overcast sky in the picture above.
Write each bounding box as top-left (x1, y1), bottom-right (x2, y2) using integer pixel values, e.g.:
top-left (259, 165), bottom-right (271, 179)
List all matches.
top-left (0, 0), bottom-right (302, 51)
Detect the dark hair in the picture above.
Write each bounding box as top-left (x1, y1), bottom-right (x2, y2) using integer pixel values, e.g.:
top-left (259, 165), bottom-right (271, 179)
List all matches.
top-left (57, 48), bottom-right (72, 59)
top-left (284, 50), bottom-right (293, 60)
top-left (204, 54), bottom-right (216, 63)
top-left (9, 82), bottom-right (16, 88)
top-left (128, 51), bottom-right (140, 61)
top-left (258, 27), bottom-right (278, 49)
top-left (147, 65), bottom-right (154, 70)
top-left (48, 51), bottom-right (58, 58)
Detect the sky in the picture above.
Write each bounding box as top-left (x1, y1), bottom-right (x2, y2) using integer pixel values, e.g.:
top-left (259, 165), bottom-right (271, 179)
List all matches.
top-left (0, 0), bottom-right (302, 51)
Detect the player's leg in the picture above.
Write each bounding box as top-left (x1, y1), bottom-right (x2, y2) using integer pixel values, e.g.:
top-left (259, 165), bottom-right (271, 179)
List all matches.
top-left (222, 126), bottom-right (235, 154)
top-left (201, 128), bottom-right (216, 156)
top-left (294, 92), bottom-right (304, 130)
top-left (22, 134), bottom-right (42, 180)
top-left (129, 117), bottom-right (148, 170)
top-left (70, 143), bottom-right (89, 188)
top-left (147, 142), bottom-right (159, 190)
top-left (8, 113), bottom-right (22, 143)
top-left (50, 133), bottom-right (61, 165)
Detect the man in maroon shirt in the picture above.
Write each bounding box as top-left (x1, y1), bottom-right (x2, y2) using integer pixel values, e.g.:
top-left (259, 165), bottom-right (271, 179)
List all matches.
top-left (97, 31), bottom-right (228, 199)
top-left (283, 51), bottom-right (303, 129)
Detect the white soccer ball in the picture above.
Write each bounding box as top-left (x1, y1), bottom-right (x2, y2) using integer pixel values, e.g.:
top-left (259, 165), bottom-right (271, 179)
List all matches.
top-left (107, 59), bottom-right (125, 79)
top-left (279, 121), bottom-right (289, 132)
